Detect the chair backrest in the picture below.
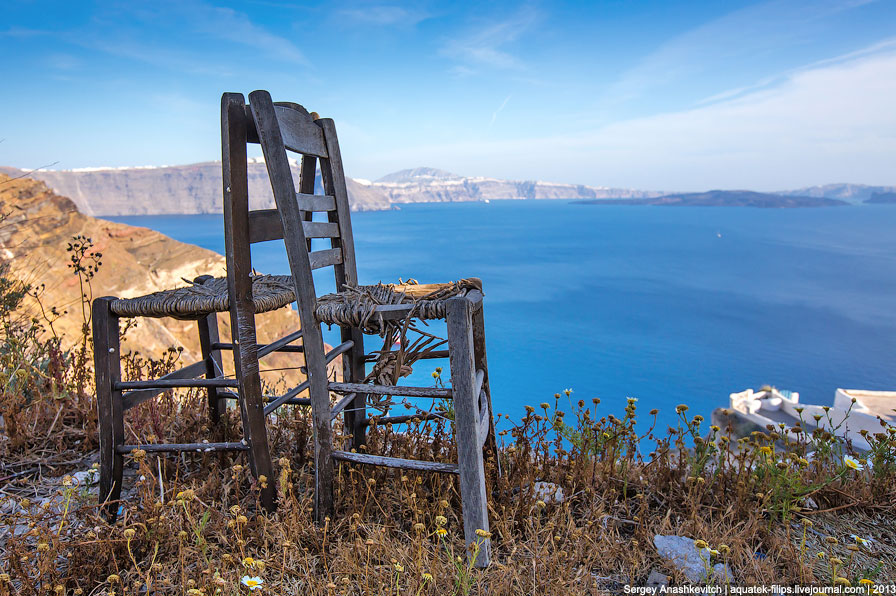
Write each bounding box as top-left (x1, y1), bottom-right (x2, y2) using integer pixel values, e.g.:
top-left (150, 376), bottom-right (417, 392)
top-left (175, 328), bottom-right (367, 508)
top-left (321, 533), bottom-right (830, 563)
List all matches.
top-left (221, 90), bottom-right (359, 369)
top-left (222, 90), bottom-right (359, 298)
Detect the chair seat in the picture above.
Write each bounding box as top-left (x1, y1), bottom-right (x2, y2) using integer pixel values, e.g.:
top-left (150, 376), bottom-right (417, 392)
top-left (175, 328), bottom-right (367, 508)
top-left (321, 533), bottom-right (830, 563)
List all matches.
top-left (110, 275), bottom-right (296, 320)
top-left (314, 278), bottom-right (482, 333)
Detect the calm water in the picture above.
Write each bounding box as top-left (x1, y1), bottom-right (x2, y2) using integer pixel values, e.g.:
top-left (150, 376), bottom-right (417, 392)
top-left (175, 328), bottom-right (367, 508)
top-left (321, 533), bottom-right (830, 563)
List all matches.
top-left (108, 201), bottom-right (896, 432)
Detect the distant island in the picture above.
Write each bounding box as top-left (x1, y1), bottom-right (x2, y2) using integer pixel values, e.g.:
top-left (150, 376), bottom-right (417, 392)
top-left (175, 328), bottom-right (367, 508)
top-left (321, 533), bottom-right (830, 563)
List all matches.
top-left (572, 190), bottom-right (848, 208)
top-left (865, 191), bottom-right (896, 204)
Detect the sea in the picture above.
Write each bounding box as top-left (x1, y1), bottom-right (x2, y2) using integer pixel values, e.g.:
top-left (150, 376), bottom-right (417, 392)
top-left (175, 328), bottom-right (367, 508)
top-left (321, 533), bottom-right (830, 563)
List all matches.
top-left (108, 200), bottom-right (896, 433)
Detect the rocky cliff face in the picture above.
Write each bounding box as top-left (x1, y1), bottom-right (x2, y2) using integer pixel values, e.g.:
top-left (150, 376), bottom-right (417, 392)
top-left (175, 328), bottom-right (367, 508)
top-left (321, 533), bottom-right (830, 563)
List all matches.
top-left (0, 174), bottom-right (307, 382)
top-left (0, 161), bottom-right (390, 216)
top-left (0, 163), bottom-right (659, 215)
top-left (373, 168), bottom-right (662, 204)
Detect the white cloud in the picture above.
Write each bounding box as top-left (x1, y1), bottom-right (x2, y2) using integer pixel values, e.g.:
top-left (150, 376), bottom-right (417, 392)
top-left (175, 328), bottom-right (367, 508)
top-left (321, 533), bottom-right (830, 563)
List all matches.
top-left (338, 4), bottom-right (430, 27)
top-left (440, 7), bottom-right (538, 72)
top-left (356, 43), bottom-right (896, 191)
top-left (606, 0), bottom-right (883, 106)
top-left (194, 3), bottom-right (307, 64)
top-left (72, 0), bottom-right (306, 71)
top-left (488, 95), bottom-right (512, 128)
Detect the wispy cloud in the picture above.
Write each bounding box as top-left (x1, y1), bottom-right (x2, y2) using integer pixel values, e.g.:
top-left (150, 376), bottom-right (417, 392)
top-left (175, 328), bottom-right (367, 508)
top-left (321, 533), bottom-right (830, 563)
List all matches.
top-left (695, 36), bottom-right (896, 107)
top-left (365, 42), bottom-right (896, 190)
top-left (338, 4), bottom-right (430, 27)
top-left (489, 95), bottom-right (512, 128)
top-left (65, 0), bottom-right (306, 73)
top-left (0, 27), bottom-right (46, 39)
top-left (440, 6), bottom-right (539, 72)
top-left (606, 0), bottom-right (882, 106)
top-left (189, 3), bottom-right (307, 64)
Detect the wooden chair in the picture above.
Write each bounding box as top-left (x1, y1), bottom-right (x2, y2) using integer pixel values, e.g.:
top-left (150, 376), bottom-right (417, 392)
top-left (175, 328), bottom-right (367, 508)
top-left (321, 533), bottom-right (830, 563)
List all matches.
top-left (242, 89), bottom-right (498, 565)
top-left (93, 97), bottom-right (320, 520)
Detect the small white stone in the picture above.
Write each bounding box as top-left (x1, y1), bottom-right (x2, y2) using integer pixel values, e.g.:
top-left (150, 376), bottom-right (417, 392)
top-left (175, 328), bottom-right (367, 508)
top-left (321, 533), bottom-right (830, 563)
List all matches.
top-left (653, 535), bottom-right (732, 583)
top-left (71, 470), bottom-right (99, 486)
top-left (532, 481), bottom-right (565, 504)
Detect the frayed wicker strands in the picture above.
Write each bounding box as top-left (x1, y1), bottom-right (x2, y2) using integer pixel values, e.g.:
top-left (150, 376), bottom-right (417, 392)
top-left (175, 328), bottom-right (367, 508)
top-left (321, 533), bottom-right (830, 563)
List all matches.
top-left (109, 275), bottom-right (296, 320)
top-left (314, 278), bottom-right (483, 335)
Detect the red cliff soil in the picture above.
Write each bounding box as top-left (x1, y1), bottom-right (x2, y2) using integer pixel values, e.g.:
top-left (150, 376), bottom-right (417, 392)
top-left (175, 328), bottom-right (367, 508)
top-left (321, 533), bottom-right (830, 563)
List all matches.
top-left (0, 173), bottom-right (313, 384)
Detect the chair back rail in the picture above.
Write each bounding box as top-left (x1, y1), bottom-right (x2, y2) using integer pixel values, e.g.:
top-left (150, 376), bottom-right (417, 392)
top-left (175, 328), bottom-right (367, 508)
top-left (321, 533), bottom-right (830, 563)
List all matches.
top-left (221, 92), bottom-right (275, 507)
top-left (248, 88), bottom-right (340, 516)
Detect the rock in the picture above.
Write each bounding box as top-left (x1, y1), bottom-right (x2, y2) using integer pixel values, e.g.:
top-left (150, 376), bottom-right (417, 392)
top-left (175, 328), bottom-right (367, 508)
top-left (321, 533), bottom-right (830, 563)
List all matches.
top-left (653, 535), bottom-right (732, 583)
top-left (646, 569), bottom-right (670, 587)
top-left (711, 407), bottom-right (765, 441)
top-left (532, 481), bottom-right (565, 504)
top-left (72, 469), bottom-right (99, 486)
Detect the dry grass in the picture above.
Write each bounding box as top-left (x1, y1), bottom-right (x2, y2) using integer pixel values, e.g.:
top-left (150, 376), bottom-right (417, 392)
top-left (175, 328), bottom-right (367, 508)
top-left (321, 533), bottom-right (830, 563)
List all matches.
top-left (0, 239), bottom-right (894, 595)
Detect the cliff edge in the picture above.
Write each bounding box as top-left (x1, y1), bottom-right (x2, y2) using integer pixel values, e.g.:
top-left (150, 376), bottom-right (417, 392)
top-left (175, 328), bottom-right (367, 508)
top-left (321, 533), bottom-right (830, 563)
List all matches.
top-left (0, 173), bottom-right (307, 382)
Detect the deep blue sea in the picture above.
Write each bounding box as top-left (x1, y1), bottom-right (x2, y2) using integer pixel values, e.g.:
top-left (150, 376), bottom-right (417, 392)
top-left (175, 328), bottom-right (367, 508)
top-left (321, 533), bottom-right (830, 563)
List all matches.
top-left (108, 200), bottom-right (896, 432)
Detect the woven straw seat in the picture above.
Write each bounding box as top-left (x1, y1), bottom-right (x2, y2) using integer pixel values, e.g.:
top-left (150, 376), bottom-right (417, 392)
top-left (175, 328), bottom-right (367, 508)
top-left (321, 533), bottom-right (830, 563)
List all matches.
top-left (110, 275), bottom-right (296, 320)
top-left (314, 278), bottom-right (482, 334)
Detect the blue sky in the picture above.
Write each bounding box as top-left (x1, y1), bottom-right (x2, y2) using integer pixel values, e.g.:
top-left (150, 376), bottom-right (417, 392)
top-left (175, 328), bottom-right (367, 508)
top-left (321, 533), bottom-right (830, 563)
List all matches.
top-left (2, 0), bottom-right (895, 190)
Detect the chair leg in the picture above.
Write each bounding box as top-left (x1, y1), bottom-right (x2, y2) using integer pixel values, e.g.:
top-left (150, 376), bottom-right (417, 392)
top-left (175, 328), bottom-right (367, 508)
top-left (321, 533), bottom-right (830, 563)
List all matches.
top-left (446, 297), bottom-right (491, 568)
top-left (341, 326), bottom-right (367, 451)
top-left (308, 350), bottom-right (335, 521)
top-left (240, 367), bottom-right (276, 510)
top-left (231, 331), bottom-right (275, 511)
top-left (197, 312), bottom-right (226, 429)
top-left (471, 306), bottom-right (501, 476)
top-left (93, 297), bottom-right (124, 522)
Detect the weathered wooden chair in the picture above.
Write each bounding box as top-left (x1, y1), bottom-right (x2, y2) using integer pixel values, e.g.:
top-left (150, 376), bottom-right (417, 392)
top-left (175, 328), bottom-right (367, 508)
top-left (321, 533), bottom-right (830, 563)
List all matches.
top-left (243, 89), bottom-right (497, 565)
top-left (92, 96), bottom-right (320, 519)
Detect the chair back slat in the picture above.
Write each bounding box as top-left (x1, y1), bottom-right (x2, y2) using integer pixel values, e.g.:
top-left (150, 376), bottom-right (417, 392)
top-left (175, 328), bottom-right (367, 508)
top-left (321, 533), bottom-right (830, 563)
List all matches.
top-left (247, 209), bottom-right (282, 244)
top-left (272, 104), bottom-right (329, 158)
top-left (248, 90), bottom-right (359, 304)
top-left (248, 210), bottom-right (340, 244)
top-left (309, 247), bottom-right (343, 270)
top-left (297, 193), bottom-right (336, 212)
